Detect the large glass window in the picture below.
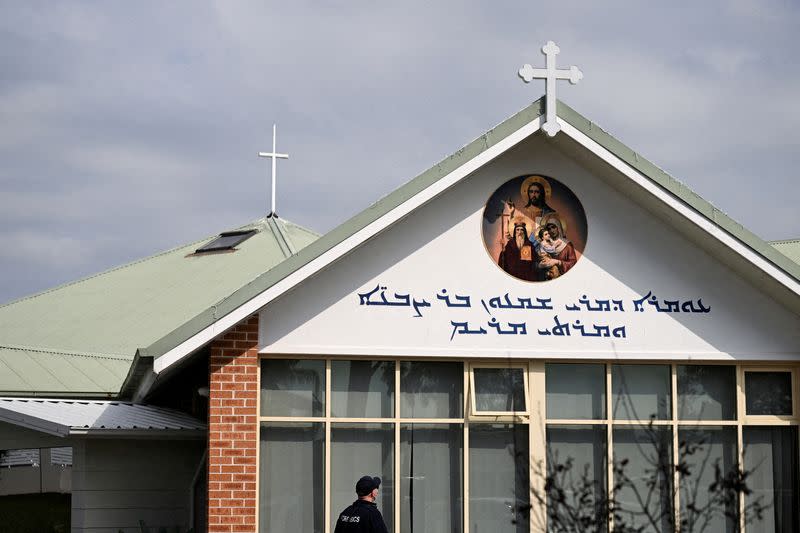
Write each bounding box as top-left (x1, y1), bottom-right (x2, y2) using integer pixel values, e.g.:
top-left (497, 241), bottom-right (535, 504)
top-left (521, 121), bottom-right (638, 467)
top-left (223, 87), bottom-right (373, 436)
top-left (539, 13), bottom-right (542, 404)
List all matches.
top-left (745, 371), bottom-right (793, 416)
top-left (259, 423), bottom-right (325, 533)
top-left (472, 367), bottom-right (527, 413)
top-left (546, 425), bottom-right (607, 530)
top-left (400, 424), bottom-right (463, 532)
top-left (612, 364), bottom-right (671, 420)
top-left (546, 363), bottom-right (605, 420)
top-left (401, 361), bottom-right (463, 418)
top-left (679, 426), bottom-right (737, 533)
top-left (613, 426), bottom-right (673, 533)
top-left (260, 359), bottom-right (325, 416)
top-left (677, 365), bottom-right (736, 420)
top-left (258, 359), bottom-right (798, 533)
top-left (744, 426), bottom-right (799, 533)
top-left (331, 360), bottom-right (394, 418)
top-left (469, 424), bottom-right (529, 533)
top-left (331, 424), bottom-right (395, 531)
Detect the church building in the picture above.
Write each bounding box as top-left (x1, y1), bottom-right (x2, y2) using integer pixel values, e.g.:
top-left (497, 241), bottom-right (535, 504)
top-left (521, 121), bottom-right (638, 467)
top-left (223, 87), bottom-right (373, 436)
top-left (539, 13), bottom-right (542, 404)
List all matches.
top-left (0, 48), bottom-right (798, 533)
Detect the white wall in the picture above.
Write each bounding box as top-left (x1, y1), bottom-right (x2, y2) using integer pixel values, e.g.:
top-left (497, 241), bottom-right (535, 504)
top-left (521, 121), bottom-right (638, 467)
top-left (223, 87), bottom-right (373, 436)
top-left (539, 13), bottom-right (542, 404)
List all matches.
top-left (260, 134), bottom-right (800, 361)
top-left (71, 438), bottom-right (205, 533)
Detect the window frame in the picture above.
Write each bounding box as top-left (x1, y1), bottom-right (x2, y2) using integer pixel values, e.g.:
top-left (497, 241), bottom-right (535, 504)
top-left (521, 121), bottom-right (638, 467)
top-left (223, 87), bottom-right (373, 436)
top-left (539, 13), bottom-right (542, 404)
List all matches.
top-left (256, 356), bottom-right (798, 533)
top-left (741, 366), bottom-right (798, 424)
top-left (467, 362), bottom-right (531, 418)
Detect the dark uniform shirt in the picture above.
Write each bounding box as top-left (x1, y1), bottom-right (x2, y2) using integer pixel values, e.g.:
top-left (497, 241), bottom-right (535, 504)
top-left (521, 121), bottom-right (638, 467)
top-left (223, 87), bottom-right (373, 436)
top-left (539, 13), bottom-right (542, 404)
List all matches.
top-left (333, 499), bottom-right (389, 533)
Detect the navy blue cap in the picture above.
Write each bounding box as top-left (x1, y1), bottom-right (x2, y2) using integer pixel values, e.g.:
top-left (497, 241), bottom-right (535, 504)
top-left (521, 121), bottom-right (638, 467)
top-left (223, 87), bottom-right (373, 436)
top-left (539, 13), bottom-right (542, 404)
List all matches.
top-left (355, 475), bottom-right (381, 496)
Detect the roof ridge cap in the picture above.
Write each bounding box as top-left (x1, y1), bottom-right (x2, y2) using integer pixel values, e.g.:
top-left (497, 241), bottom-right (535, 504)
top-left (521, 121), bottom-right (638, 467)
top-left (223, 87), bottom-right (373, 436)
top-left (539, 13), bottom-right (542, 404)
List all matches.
top-left (268, 216), bottom-right (296, 257)
top-left (0, 343), bottom-right (130, 361)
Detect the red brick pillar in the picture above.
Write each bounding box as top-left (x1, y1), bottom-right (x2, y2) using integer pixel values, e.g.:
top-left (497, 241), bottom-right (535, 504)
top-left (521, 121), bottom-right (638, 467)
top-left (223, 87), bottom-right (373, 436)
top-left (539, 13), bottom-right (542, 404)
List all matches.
top-left (208, 314), bottom-right (259, 532)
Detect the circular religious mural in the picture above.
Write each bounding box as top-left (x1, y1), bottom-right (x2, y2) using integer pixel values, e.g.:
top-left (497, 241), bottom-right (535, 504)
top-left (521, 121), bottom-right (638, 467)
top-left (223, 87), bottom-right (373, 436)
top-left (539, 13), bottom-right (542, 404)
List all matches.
top-left (481, 175), bottom-right (587, 282)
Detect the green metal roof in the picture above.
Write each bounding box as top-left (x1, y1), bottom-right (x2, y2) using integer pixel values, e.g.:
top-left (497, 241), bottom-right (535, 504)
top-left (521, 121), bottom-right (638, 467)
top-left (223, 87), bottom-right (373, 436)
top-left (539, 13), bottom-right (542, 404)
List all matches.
top-left (0, 217), bottom-right (318, 396)
top-left (771, 239), bottom-right (800, 265)
top-left (2, 96), bottom-right (798, 397)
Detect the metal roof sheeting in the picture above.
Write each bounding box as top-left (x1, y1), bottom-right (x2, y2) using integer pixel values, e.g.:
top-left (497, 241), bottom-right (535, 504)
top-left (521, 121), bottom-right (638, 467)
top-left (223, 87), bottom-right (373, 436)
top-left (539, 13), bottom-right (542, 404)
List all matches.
top-left (0, 217), bottom-right (318, 395)
top-left (0, 398), bottom-right (206, 437)
top-left (772, 239), bottom-right (800, 266)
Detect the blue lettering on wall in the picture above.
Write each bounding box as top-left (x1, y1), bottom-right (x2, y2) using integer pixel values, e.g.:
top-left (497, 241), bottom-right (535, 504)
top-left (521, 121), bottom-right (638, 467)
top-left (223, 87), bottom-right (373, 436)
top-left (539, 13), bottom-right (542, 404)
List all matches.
top-left (356, 285), bottom-right (710, 341)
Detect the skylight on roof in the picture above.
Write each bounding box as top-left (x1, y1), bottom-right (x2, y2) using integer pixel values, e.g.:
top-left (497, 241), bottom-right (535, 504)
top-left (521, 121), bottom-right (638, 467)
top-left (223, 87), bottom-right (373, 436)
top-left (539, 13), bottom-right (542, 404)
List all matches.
top-left (195, 230), bottom-right (257, 254)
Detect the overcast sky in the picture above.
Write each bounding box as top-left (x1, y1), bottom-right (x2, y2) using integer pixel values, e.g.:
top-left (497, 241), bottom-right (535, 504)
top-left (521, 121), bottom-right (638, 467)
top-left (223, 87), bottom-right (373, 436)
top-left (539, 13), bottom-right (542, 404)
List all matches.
top-left (1, 1), bottom-right (798, 304)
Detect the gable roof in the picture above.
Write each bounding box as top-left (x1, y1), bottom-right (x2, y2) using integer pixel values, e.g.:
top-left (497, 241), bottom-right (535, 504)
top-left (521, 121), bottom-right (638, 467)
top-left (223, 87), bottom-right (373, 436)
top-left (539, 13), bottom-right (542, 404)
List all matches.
top-left (0, 216), bottom-right (318, 396)
top-left (151, 98), bottom-right (800, 374)
top-left (2, 97), bottom-right (799, 396)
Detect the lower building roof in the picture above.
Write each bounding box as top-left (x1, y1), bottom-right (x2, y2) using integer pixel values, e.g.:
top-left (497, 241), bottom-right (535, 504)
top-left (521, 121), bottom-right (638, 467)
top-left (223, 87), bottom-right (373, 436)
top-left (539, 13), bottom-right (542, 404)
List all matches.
top-left (0, 397), bottom-right (206, 437)
top-left (0, 216), bottom-right (318, 396)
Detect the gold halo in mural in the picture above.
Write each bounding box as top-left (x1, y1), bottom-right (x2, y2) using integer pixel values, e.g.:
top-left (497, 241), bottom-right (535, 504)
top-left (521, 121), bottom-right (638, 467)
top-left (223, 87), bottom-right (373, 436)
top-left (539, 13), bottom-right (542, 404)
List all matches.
top-left (519, 175), bottom-right (552, 203)
top-left (481, 174), bottom-right (587, 283)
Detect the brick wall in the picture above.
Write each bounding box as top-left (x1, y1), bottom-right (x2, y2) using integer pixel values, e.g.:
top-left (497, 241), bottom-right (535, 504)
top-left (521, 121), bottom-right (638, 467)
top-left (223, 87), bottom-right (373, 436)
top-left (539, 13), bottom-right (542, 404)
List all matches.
top-left (208, 314), bottom-right (259, 532)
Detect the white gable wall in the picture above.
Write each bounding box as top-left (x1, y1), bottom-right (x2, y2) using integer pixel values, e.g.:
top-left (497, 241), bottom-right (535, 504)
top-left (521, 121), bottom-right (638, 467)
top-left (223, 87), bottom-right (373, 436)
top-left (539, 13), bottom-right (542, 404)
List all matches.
top-left (260, 134), bottom-right (799, 361)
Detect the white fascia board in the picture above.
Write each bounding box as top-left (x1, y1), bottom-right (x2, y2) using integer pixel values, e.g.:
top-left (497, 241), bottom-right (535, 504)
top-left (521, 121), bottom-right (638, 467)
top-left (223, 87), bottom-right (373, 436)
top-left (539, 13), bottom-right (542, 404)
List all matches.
top-left (557, 118), bottom-right (800, 297)
top-left (153, 117), bottom-right (543, 373)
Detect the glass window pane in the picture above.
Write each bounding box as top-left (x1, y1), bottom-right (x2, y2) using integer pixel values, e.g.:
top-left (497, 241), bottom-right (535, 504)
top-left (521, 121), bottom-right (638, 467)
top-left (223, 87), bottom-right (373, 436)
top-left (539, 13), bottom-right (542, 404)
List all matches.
top-left (261, 359), bottom-right (325, 417)
top-left (469, 424), bottom-right (529, 533)
top-left (259, 422), bottom-right (325, 533)
top-left (612, 365), bottom-right (671, 420)
top-left (474, 368), bottom-right (526, 412)
top-left (744, 426), bottom-right (799, 532)
top-left (613, 426), bottom-right (673, 533)
top-left (677, 365), bottom-right (736, 420)
top-left (331, 361), bottom-right (395, 418)
top-left (400, 361), bottom-right (463, 418)
top-left (745, 372), bottom-right (793, 416)
top-left (546, 364), bottom-right (605, 419)
top-left (331, 424), bottom-right (394, 532)
top-left (400, 424), bottom-right (463, 532)
top-left (546, 425), bottom-right (607, 531)
top-left (678, 427), bottom-right (737, 533)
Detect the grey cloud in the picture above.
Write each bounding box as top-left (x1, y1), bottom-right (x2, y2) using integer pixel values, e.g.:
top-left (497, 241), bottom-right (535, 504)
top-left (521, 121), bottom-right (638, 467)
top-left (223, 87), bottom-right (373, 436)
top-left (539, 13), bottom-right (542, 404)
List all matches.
top-left (0, 1), bottom-right (798, 303)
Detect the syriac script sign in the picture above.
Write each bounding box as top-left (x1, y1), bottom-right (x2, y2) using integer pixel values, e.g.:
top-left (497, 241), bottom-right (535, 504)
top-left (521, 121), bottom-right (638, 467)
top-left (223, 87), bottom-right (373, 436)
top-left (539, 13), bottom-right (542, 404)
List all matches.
top-left (357, 285), bottom-right (710, 342)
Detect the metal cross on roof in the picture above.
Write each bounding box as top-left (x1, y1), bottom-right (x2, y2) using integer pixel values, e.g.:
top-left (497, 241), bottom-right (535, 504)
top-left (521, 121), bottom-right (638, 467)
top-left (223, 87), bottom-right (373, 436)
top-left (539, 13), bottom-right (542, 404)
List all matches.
top-left (258, 124), bottom-right (289, 217)
top-left (518, 41), bottom-right (583, 137)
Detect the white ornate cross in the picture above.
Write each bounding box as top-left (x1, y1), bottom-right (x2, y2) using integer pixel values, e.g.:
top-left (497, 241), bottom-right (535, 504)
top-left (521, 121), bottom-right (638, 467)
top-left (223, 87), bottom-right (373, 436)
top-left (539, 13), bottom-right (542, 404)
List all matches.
top-left (518, 41), bottom-right (583, 137)
top-left (258, 124), bottom-right (289, 217)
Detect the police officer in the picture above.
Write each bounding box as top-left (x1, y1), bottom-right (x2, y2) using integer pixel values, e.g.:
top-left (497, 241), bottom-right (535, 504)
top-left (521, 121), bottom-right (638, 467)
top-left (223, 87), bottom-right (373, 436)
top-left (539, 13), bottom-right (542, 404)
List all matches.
top-left (333, 475), bottom-right (389, 533)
